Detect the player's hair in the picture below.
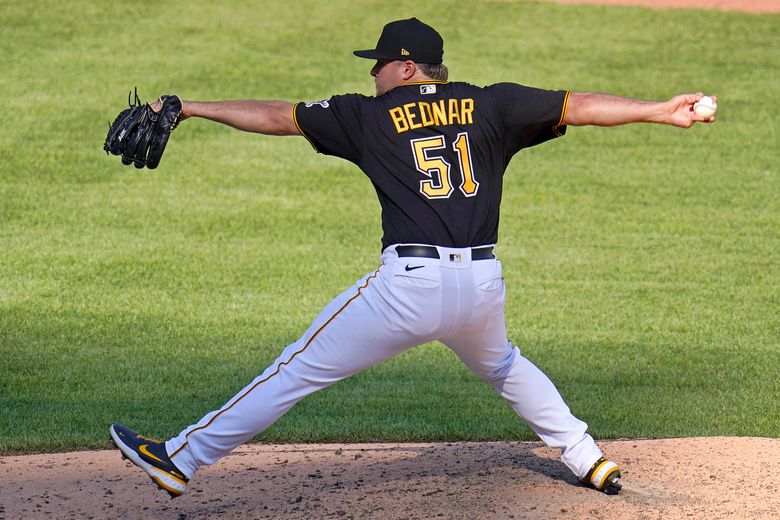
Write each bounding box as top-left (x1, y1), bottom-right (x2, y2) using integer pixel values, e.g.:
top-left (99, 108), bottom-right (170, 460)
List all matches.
top-left (417, 62), bottom-right (449, 81)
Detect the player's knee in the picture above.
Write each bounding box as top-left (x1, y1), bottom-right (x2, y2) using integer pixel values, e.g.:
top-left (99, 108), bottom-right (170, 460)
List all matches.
top-left (468, 343), bottom-right (519, 382)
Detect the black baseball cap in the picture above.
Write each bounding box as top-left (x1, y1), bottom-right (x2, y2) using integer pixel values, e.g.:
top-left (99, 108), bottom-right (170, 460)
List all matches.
top-left (353, 18), bottom-right (444, 64)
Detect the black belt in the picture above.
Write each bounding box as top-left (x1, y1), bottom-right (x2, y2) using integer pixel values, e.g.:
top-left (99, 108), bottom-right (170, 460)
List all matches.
top-left (396, 245), bottom-right (495, 260)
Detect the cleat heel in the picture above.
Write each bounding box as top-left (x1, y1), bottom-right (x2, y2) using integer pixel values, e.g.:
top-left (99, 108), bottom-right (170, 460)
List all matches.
top-left (581, 457), bottom-right (622, 495)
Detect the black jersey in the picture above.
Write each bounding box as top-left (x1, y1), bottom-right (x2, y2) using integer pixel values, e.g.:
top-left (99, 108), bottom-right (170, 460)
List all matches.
top-left (294, 81), bottom-right (569, 249)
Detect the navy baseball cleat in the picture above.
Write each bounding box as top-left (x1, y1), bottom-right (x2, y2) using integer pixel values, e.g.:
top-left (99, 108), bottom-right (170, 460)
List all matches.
top-left (109, 423), bottom-right (189, 498)
top-left (580, 457), bottom-right (622, 495)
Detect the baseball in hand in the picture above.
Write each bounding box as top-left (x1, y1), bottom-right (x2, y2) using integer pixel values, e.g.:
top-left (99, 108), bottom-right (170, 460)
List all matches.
top-left (694, 96), bottom-right (717, 118)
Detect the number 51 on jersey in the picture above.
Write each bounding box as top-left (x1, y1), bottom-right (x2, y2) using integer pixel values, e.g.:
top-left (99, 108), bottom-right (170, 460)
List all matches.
top-left (411, 132), bottom-right (478, 199)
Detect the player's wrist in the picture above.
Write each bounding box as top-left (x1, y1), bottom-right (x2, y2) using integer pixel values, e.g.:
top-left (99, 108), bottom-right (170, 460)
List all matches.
top-left (180, 100), bottom-right (193, 120)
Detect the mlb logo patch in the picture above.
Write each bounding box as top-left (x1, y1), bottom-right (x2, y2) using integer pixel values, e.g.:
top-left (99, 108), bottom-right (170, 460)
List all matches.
top-left (420, 85), bottom-right (437, 95)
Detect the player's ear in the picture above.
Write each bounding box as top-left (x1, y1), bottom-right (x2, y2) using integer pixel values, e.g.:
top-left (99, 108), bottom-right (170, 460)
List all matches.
top-left (401, 60), bottom-right (418, 80)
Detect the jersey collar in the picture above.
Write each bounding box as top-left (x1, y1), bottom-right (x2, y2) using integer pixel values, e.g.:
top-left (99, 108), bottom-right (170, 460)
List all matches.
top-left (402, 80), bottom-right (449, 86)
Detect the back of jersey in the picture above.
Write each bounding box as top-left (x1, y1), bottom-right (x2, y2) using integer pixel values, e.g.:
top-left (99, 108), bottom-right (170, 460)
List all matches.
top-left (294, 81), bottom-right (569, 249)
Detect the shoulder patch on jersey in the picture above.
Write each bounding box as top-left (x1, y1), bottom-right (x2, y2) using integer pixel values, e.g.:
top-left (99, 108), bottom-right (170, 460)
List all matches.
top-left (420, 85), bottom-right (437, 95)
top-left (304, 99), bottom-right (331, 108)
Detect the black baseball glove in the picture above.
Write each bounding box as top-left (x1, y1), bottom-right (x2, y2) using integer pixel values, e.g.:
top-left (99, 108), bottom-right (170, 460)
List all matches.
top-left (104, 89), bottom-right (182, 169)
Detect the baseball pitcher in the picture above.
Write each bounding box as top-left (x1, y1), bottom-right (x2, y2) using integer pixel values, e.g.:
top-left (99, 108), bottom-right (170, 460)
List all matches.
top-left (107, 18), bottom-right (716, 498)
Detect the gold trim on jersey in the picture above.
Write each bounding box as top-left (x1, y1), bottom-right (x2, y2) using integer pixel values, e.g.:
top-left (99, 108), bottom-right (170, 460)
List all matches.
top-left (292, 102), bottom-right (319, 151)
top-left (553, 90), bottom-right (571, 137)
top-left (402, 80), bottom-right (449, 86)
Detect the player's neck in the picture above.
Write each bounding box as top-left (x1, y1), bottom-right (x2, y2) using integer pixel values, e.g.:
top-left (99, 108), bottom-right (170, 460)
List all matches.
top-left (401, 71), bottom-right (435, 86)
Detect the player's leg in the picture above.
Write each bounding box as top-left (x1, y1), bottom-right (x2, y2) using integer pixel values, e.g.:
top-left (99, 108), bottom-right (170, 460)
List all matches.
top-left (449, 335), bottom-right (605, 479)
top-left (440, 261), bottom-right (604, 480)
top-left (163, 258), bottom-right (442, 480)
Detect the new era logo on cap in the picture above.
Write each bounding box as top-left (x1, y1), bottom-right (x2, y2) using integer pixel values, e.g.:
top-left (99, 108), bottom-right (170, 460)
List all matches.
top-left (401, 48), bottom-right (410, 56)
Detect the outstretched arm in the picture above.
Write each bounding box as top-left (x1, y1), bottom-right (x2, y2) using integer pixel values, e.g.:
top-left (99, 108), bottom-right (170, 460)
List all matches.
top-left (564, 92), bottom-right (716, 128)
top-left (153, 99), bottom-right (300, 136)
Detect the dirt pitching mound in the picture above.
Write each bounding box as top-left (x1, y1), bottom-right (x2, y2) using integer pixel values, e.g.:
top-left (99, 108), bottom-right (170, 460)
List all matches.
top-left (2, 437), bottom-right (778, 519)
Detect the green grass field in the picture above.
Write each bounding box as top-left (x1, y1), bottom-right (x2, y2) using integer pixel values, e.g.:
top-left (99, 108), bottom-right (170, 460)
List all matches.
top-left (1, 0), bottom-right (778, 454)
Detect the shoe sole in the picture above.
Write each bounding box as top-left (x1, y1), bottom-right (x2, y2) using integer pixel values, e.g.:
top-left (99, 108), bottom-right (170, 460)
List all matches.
top-left (109, 425), bottom-right (187, 498)
top-left (602, 474), bottom-right (622, 495)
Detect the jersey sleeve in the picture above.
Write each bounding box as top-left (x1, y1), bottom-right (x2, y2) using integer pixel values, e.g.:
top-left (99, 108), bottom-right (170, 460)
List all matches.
top-left (293, 94), bottom-right (365, 163)
top-left (487, 83), bottom-right (570, 154)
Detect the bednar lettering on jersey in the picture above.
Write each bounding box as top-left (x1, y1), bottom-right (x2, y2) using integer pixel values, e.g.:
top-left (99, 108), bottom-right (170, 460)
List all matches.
top-left (389, 98), bottom-right (475, 133)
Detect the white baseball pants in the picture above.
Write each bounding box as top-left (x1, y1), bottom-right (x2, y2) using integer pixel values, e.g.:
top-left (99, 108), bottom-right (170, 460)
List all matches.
top-left (166, 245), bottom-right (603, 479)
